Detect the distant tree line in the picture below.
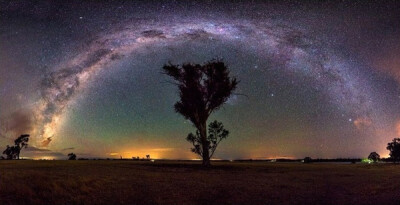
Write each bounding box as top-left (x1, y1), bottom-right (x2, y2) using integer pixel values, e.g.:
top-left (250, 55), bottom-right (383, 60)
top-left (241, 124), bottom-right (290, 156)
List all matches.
top-left (303, 158), bottom-right (362, 163)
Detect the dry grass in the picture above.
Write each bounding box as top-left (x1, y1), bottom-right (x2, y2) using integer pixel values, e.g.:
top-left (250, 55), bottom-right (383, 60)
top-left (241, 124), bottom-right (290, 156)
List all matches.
top-left (1, 160), bottom-right (400, 205)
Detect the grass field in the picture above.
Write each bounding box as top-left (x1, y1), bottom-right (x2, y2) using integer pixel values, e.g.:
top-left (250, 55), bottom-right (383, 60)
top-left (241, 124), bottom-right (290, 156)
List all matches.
top-left (1, 160), bottom-right (400, 205)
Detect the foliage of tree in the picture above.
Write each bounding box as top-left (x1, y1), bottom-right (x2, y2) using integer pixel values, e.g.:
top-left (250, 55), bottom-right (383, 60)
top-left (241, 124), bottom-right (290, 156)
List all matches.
top-left (368, 152), bottom-right (380, 163)
top-left (14, 134), bottom-right (29, 159)
top-left (68, 153), bottom-right (77, 160)
top-left (2, 145), bottom-right (14, 159)
top-left (186, 120), bottom-right (229, 159)
top-left (163, 60), bottom-right (237, 166)
top-left (2, 134), bottom-right (29, 159)
top-left (387, 138), bottom-right (400, 163)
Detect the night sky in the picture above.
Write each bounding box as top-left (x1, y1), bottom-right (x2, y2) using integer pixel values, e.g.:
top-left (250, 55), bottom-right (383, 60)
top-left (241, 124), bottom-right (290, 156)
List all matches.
top-left (1, 0), bottom-right (400, 160)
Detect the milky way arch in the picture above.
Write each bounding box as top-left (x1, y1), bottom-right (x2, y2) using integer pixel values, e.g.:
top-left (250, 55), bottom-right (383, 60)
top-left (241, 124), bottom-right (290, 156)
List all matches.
top-left (34, 18), bottom-right (378, 147)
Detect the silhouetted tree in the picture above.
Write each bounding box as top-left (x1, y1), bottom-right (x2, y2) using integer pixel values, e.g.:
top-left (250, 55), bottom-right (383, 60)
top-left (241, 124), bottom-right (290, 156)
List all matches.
top-left (68, 153), bottom-right (77, 160)
top-left (146, 155), bottom-right (150, 159)
top-left (387, 138), bottom-right (400, 163)
top-left (14, 134), bottom-right (29, 159)
top-left (163, 60), bottom-right (238, 166)
top-left (187, 120), bottom-right (229, 160)
top-left (368, 152), bottom-right (380, 163)
top-left (2, 134), bottom-right (29, 160)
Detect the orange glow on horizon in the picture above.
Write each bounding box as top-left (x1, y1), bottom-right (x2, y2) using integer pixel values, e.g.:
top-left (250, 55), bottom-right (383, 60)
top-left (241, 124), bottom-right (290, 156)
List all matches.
top-left (107, 147), bottom-right (196, 159)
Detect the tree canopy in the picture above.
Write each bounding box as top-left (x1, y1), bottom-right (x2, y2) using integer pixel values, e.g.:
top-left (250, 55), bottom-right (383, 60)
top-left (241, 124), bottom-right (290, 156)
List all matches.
top-left (186, 120), bottom-right (229, 159)
top-left (2, 134), bottom-right (29, 160)
top-left (68, 153), bottom-right (77, 160)
top-left (368, 152), bottom-right (380, 163)
top-left (387, 138), bottom-right (400, 163)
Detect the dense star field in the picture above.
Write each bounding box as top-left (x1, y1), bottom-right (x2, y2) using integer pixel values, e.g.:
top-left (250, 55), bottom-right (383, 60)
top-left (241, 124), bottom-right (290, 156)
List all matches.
top-left (1, 0), bottom-right (400, 160)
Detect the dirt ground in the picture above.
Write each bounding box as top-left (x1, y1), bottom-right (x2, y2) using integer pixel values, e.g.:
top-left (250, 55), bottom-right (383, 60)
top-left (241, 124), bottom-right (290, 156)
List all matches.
top-left (1, 160), bottom-right (400, 205)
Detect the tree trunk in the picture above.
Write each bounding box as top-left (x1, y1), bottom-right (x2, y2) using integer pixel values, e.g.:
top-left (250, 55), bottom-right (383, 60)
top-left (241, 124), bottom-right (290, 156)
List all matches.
top-left (199, 122), bottom-right (210, 167)
top-left (16, 147), bottom-right (20, 160)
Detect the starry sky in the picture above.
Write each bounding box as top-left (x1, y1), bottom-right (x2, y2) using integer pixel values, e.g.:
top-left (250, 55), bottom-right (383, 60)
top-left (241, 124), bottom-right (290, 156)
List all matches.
top-left (1, 0), bottom-right (400, 160)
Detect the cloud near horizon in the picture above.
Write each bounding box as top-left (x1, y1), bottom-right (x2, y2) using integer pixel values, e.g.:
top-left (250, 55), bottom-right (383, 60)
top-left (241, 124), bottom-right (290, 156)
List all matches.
top-left (0, 109), bottom-right (34, 140)
top-left (18, 146), bottom-right (65, 159)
